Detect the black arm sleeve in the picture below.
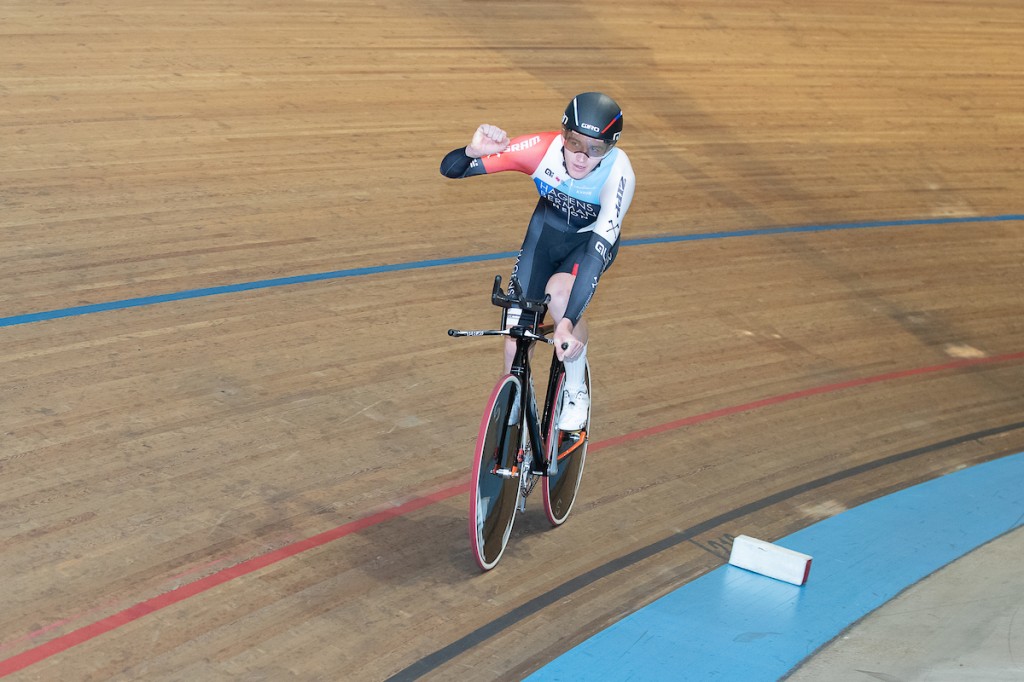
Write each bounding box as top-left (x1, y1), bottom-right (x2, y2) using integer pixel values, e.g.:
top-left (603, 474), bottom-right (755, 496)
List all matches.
top-left (440, 147), bottom-right (475, 178)
top-left (564, 233), bottom-right (613, 325)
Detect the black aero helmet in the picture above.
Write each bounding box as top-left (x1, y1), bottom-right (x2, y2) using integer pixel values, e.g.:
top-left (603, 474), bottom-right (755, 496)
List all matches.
top-left (562, 92), bottom-right (623, 142)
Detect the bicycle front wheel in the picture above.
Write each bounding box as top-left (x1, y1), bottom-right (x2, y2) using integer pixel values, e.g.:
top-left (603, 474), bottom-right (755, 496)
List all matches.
top-left (542, 362), bottom-right (590, 526)
top-left (468, 374), bottom-right (523, 570)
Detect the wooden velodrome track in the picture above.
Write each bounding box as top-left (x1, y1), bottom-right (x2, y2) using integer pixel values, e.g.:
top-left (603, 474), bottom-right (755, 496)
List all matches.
top-left (2, 1), bottom-right (1022, 679)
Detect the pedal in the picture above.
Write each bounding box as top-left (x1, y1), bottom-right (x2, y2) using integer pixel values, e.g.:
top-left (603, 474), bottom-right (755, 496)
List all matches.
top-left (547, 430), bottom-right (587, 473)
top-left (559, 430), bottom-right (586, 453)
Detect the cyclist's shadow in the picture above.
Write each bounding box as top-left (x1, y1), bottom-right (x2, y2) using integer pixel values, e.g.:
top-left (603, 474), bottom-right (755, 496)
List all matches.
top-left (351, 508), bottom-right (483, 582)
top-left (351, 502), bottom-right (558, 583)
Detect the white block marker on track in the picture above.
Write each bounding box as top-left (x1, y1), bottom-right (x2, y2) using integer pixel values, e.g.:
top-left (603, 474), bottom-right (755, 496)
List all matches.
top-left (728, 535), bottom-right (812, 586)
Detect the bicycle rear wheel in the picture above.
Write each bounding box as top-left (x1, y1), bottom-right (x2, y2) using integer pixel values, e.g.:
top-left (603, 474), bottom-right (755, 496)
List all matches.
top-left (542, 362), bottom-right (590, 526)
top-left (468, 374), bottom-right (523, 570)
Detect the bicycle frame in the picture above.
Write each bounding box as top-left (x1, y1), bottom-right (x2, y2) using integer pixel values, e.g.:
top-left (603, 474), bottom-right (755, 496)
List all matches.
top-left (454, 275), bottom-right (591, 569)
top-left (507, 328), bottom-right (552, 474)
top-left (450, 275), bottom-right (560, 474)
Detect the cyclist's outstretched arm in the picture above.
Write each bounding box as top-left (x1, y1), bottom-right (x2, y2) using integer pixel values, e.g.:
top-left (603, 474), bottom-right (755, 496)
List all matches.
top-left (440, 128), bottom-right (553, 179)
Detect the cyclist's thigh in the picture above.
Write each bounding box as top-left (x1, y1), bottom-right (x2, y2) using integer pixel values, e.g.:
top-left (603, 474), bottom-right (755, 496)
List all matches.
top-left (513, 218), bottom-right (563, 296)
top-left (509, 214), bottom-right (562, 327)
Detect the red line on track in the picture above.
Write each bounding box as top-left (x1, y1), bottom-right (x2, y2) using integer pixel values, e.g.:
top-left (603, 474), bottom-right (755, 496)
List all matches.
top-left (0, 484), bottom-right (468, 677)
top-left (591, 352), bottom-right (1024, 452)
top-left (3, 351), bottom-right (1023, 676)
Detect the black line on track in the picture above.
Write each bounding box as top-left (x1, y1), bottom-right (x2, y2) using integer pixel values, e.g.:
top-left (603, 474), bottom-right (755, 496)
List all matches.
top-left (387, 419), bottom-right (1024, 681)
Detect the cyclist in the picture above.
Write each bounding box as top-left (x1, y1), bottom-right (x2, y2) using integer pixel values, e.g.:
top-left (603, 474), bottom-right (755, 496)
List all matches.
top-left (440, 92), bottom-right (635, 430)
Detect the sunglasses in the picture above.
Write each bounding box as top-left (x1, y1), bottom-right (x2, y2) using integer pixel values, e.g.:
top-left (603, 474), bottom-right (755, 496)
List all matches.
top-left (562, 128), bottom-right (616, 158)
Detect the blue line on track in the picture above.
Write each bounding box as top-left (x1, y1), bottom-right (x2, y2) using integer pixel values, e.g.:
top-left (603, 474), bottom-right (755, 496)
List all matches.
top-left (621, 213), bottom-right (1024, 246)
top-left (0, 253), bottom-right (515, 328)
top-left (3, 214), bottom-right (1021, 329)
top-left (527, 451), bottom-right (1024, 681)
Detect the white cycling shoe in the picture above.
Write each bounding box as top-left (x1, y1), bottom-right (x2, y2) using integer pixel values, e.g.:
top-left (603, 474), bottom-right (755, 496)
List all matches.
top-left (557, 389), bottom-right (590, 431)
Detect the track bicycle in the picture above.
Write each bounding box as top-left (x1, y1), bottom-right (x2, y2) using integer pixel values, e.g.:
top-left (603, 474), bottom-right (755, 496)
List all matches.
top-left (449, 275), bottom-right (591, 571)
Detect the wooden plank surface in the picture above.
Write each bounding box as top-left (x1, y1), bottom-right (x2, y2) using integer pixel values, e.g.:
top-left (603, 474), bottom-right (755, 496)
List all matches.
top-left (2, 1), bottom-right (1023, 679)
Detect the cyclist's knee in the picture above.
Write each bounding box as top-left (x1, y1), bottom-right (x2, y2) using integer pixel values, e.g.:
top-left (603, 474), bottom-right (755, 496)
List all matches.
top-left (545, 273), bottom-right (574, 318)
